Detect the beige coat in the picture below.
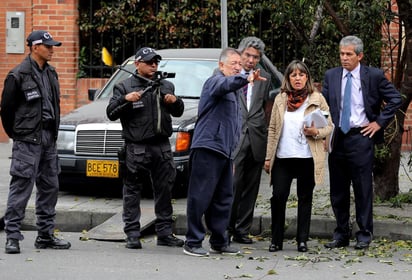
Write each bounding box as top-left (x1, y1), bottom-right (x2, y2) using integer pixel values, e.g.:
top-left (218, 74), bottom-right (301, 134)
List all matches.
top-left (265, 91), bottom-right (334, 185)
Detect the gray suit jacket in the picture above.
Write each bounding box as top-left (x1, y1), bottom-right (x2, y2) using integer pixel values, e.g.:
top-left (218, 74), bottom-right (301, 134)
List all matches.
top-left (234, 69), bottom-right (271, 162)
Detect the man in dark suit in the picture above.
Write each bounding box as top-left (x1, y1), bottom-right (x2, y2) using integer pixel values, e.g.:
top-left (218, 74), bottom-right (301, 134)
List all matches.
top-left (229, 37), bottom-right (271, 244)
top-left (322, 35), bottom-right (401, 250)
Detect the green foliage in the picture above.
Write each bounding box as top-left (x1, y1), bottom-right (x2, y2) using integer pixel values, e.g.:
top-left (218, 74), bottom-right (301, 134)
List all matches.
top-left (374, 144), bottom-right (391, 163)
top-left (77, 46), bottom-right (88, 78)
top-left (389, 190), bottom-right (412, 206)
top-left (78, 0), bottom-right (389, 81)
top-left (374, 188), bottom-right (412, 207)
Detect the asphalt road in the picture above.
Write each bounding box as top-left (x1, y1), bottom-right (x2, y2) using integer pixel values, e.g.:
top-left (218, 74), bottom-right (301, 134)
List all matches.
top-left (0, 142), bottom-right (412, 280)
top-left (0, 231), bottom-right (411, 280)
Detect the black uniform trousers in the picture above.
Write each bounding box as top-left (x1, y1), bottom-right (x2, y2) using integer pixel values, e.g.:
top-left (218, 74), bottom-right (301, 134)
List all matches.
top-left (5, 130), bottom-right (59, 240)
top-left (185, 148), bottom-right (233, 248)
top-left (328, 129), bottom-right (374, 243)
top-left (122, 140), bottom-right (175, 238)
top-left (270, 157), bottom-right (315, 246)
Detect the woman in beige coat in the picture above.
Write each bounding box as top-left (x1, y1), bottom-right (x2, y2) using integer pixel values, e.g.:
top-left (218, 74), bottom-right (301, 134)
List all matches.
top-left (264, 60), bottom-right (333, 252)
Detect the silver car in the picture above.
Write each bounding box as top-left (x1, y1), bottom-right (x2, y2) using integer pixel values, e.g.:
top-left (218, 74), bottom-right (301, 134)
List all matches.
top-left (57, 48), bottom-right (283, 197)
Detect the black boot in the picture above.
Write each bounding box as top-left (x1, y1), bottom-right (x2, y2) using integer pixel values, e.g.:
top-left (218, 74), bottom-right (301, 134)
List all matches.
top-left (5, 238), bottom-right (20, 254)
top-left (34, 234), bottom-right (71, 249)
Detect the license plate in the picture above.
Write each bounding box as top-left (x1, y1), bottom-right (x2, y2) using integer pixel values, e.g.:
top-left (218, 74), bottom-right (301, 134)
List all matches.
top-left (86, 160), bottom-right (119, 178)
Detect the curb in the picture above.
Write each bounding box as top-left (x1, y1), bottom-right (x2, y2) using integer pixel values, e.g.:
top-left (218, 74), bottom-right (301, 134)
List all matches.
top-left (7, 201), bottom-right (412, 241)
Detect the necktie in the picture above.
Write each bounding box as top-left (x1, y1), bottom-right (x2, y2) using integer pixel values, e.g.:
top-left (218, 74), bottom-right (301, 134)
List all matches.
top-left (341, 72), bottom-right (352, 134)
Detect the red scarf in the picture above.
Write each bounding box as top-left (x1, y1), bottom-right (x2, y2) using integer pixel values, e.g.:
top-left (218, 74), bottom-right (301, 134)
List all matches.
top-left (286, 89), bottom-right (308, 112)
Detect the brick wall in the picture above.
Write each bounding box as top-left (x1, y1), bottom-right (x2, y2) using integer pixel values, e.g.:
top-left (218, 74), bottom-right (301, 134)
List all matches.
top-left (0, 0), bottom-right (79, 142)
top-left (381, 1), bottom-right (412, 151)
top-left (76, 78), bottom-right (109, 106)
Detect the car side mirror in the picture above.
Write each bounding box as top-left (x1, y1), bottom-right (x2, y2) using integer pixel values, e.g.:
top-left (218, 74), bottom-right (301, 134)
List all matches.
top-left (88, 88), bottom-right (99, 101)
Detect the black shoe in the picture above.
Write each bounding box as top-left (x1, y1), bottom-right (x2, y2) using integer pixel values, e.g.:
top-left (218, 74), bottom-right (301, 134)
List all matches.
top-left (268, 244), bottom-right (282, 252)
top-left (157, 234), bottom-right (184, 247)
top-left (324, 239), bottom-right (349, 249)
top-left (297, 242), bottom-right (308, 252)
top-left (354, 240), bottom-right (370, 250)
top-left (5, 238), bottom-right (20, 254)
top-left (0, 216), bottom-right (5, 231)
top-left (126, 237), bottom-right (142, 249)
top-left (232, 235), bottom-right (253, 244)
top-left (34, 235), bottom-right (71, 249)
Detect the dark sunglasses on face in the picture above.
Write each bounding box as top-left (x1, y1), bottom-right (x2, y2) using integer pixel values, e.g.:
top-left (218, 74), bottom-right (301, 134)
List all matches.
top-left (140, 60), bottom-right (159, 65)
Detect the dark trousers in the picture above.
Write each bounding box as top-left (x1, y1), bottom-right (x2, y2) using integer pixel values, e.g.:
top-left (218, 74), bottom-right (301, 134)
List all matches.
top-left (185, 148), bottom-right (233, 248)
top-left (122, 141), bottom-right (175, 238)
top-left (230, 134), bottom-right (263, 236)
top-left (270, 157), bottom-right (315, 246)
top-left (5, 130), bottom-right (59, 240)
top-left (328, 130), bottom-right (374, 242)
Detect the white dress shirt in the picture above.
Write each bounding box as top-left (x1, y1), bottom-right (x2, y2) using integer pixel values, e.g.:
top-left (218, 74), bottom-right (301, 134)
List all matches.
top-left (340, 64), bottom-right (369, 128)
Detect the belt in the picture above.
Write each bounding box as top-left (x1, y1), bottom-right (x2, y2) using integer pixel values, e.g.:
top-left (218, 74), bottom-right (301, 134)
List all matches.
top-left (341, 127), bottom-right (363, 136)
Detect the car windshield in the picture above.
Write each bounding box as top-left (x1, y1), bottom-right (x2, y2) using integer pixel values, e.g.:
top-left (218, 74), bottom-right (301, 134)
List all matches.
top-left (96, 59), bottom-right (218, 100)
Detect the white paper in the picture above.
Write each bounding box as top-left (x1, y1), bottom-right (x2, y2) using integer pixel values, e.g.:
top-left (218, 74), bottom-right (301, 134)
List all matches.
top-left (304, 108), bottom-right (328, 128)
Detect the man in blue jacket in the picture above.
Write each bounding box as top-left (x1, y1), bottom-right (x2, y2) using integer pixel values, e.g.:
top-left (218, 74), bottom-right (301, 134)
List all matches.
top-left (183, 48), bottom-right (266, 257)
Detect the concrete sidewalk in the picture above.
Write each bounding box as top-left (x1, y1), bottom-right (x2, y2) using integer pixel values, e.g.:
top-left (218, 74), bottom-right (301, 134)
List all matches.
top-left (0, 141), bottom-right (411, 240)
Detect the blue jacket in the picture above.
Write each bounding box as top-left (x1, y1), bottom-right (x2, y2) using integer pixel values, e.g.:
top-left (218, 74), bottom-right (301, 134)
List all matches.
top-left (191, 71), bottom-right (248, 159)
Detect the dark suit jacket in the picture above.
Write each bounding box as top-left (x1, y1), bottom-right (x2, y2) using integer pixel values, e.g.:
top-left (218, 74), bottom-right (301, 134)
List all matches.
top-left (234, 69), bottom-right (271, 162)
top-left (322, 64), bottom-right (401, 145)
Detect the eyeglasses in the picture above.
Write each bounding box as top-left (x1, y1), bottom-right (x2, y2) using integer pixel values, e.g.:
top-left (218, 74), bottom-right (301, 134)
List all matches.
top-left (140, 60), bottom-right (159, 65)
top-left (224, 61), bottom-right (242, 68)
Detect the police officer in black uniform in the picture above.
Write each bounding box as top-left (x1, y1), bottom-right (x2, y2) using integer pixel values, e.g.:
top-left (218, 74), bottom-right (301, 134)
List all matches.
top-left (1, 30), bottom-right (71, 254)
top-left (106, 47), bottom-right (185, 249)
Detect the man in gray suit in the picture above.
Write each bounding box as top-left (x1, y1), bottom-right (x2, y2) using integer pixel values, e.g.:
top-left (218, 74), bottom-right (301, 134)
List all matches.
top-left (229, 37), bottom-right (271, 244)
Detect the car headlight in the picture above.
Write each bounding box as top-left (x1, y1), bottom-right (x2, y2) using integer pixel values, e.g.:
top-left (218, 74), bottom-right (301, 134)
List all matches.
top-left (170, 132), bottom-right (176, 152)
top-left (175, 132), bottom-right (191, 152)
top-left (169, 131), bottom-right (191, 153)
top-left (57, 129), bottom-right (75, 151)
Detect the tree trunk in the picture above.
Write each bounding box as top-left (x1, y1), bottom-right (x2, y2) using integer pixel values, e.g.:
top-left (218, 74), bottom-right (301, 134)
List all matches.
top-left (373, 0), bottom-right (412, 200)
top-left (373, 122), bottom-right (402, 200)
